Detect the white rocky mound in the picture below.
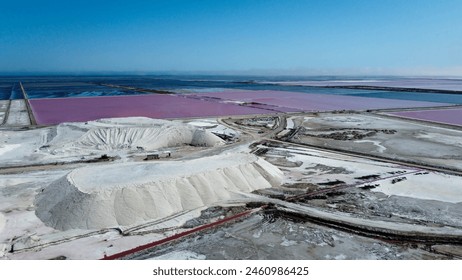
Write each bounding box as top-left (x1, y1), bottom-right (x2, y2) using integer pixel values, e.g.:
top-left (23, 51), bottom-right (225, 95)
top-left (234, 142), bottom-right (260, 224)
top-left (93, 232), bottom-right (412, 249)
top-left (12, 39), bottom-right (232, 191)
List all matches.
top-left (35, 153), bottom-right (283, 230)
top-left (48, 117), bottom-right (224, 152)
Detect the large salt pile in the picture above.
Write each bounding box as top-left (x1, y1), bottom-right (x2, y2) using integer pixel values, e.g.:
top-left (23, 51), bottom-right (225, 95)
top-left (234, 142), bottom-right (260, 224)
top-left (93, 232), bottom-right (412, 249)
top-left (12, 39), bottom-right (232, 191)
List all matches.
top-left (35, 153), bottom-right (283, 230)
top-left (48, 117), bottom-right (224, 152)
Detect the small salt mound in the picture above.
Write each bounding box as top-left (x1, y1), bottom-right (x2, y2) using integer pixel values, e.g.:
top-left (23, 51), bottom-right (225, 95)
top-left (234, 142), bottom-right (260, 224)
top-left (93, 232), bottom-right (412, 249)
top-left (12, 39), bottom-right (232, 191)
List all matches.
top-left (48, 117), bottom-right (224, 152)
top-left (35, 153), bottom-right (283, 230)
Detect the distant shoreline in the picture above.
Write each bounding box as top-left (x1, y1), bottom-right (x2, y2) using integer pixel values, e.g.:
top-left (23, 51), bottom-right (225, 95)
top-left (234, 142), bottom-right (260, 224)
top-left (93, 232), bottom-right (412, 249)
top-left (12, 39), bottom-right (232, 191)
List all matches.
top-left (311, 85), bottom-right (462, 95)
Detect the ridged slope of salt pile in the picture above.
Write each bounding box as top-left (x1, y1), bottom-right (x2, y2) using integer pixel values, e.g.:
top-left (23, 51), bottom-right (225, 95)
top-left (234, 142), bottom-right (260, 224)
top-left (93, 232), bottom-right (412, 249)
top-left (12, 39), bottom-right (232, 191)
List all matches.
top-left (35, 153), bottom-right (283, 230)
top-left (49, 117), bottom-right (224, 152)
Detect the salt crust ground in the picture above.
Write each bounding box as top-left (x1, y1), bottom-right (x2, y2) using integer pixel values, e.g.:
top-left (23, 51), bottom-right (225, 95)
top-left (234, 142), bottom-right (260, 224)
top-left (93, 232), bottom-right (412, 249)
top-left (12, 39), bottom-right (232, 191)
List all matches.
top-left (0, 144), bottom-right (21, 157)
top-left (286, 114), bottom-right (462, 170)
top-left (5, 100), bottom-right (30, 126)
top-left (270, 145), bottom-right (462, 204)
top-left (372, 173), bottom-right (462, 203)
top-left (0, 213), bottom-right (5, 233)
top-left (35, 153), bottom-right (283, 230)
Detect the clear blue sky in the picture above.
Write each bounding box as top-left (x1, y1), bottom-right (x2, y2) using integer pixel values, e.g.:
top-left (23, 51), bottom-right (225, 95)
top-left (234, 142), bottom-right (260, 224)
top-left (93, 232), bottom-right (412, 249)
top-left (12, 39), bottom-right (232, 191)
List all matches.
top-left (1, 0), bottom-right (461, 75)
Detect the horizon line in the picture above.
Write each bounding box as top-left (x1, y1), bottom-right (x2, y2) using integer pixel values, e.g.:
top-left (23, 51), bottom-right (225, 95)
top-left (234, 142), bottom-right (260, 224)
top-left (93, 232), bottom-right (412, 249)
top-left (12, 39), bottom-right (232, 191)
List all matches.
top-left (1, 71), bottom-right (461, 79)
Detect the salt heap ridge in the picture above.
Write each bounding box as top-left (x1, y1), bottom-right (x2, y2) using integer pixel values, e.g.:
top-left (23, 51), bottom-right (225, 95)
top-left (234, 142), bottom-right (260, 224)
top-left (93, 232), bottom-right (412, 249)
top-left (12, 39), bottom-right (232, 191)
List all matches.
top-left (35, 153), bottom-right (283, 230)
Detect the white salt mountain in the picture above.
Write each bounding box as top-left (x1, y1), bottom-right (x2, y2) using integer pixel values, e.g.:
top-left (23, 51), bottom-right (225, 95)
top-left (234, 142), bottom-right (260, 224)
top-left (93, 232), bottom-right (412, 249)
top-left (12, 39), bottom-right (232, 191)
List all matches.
top-left (35, 153), bottom-right (283, 230)
top-left (48, 117), bottom-right (224, 152)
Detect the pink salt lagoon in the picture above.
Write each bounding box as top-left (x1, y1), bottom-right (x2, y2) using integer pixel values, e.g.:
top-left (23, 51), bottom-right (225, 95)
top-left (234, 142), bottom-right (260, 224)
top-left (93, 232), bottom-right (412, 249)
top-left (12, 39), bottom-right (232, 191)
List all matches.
top-left (387, 108), bottom-right (462, 127)
top-left (29, 90), bottom-right (452, 125)
top-left (190, 90), bottom-right (450, 112)
top-left (29, 94), bottom-right (275, 125)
